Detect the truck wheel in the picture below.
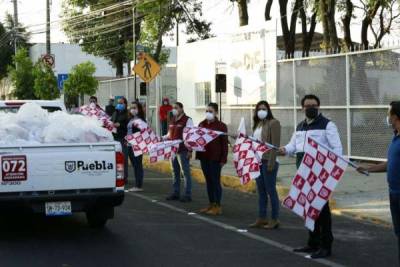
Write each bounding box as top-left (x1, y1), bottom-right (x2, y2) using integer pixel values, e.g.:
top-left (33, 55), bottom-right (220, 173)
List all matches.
top-left (86, 207), bottom-right (113, 228)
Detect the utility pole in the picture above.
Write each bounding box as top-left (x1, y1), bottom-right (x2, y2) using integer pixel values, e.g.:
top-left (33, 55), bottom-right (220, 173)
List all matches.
top-left (132, 3), bottom-right (137, 100)
top-left (12, 0), bottom-right (18, 56)
top-left (46, 0), bottom-right (51, 55)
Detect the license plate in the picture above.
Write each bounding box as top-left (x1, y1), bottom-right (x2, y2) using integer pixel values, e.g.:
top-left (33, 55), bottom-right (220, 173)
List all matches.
top-left (45, 202), bottom-right (72, 216)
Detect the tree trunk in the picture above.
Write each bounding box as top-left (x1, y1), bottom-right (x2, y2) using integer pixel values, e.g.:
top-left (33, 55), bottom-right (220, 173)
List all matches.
top-left (237, 0), bottom-right (249, 26)
top-left (327, 0), bottom-right (339, 52)
top-left (319, 0), bottom-right (331, 53)
top-left (265, 0), bottom-right (274, 20)
top-left (279, 0), bottom-right (301, 58)
top-left (279, 0), bottom-right (290, 57)
top-left (361, 0), bottom-right (381, 50)
top-left (342, 0), bottom-right (353, 51)
top-left (114, 57), bottom-right (124, 77)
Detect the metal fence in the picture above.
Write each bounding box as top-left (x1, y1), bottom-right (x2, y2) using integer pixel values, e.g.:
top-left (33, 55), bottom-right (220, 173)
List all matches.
top-left (96, 48), bottom-right (400, 161)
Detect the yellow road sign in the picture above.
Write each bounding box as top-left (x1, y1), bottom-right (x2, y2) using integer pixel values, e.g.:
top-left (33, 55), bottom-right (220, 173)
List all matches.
top-left (133, 52), bottom-right (160, 83)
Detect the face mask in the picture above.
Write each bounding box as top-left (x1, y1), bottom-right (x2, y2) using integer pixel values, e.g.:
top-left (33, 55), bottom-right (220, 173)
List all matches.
top-left (116, 103), bottom-right (125, 111)
top-left (163, 101), bottom-right (168, 105)
top-left (130, 109), bottom-right (138, 116)
top-left (305, 107), bottom-right (319, 119)
top-left (206, 112), bottom-right (215, 121)
top-left (257, 110), bottom-right (268, 120)
top-left (171, 109), bottom-right (178, 116)
top-left (89, 102), bottom-right (96, 109)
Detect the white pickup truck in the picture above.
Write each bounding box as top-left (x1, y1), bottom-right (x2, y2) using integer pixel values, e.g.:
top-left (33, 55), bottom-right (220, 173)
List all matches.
top-left (0, 100), bottom-right (125, 227)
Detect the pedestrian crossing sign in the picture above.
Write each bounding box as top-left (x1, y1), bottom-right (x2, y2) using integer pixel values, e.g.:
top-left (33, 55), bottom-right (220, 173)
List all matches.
top-left (133, 52), bottom-right (161, 83)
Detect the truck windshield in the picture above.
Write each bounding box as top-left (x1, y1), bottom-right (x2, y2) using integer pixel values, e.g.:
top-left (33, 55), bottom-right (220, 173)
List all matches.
top-left (0, 106), bottom-right (62, 113)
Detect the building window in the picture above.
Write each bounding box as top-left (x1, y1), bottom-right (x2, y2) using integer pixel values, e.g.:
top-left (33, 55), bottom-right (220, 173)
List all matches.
top-left (195, 82), bottom-right (211, 107)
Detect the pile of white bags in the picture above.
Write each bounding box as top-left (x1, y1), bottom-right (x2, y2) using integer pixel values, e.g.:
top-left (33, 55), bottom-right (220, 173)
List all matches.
top-left (0, 103), bottom-right (114, 146)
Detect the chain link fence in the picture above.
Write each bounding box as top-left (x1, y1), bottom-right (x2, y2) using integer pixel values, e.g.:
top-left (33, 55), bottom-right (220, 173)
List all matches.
top-left (96, 48), bottom-right (400, 161)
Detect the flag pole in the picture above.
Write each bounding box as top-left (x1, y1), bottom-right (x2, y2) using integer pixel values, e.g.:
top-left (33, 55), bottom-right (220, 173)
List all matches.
top-left (308, 137), bottom-right (369, 176)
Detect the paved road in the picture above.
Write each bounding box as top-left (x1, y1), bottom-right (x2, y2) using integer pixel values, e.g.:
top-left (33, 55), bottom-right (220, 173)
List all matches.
top-left (0, 169), bottom-right (397, 267)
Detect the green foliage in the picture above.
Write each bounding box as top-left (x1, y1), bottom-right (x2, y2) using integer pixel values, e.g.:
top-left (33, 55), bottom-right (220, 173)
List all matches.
top-left (8, 48), bottom-right (36, 100)
top-left (62, 0), bottom-right (211, 73)
top-left (63, 61), bottom-right (99, 97)
top-left (32, 61), bottom-right (60, 100)
top-left (0, 13), bottom-right (30, 79)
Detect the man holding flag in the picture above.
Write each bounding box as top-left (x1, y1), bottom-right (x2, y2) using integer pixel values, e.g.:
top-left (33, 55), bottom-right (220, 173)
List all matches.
top-left (357, 101), bottom-right (400, 263)
top-left (279, 94), bottom-right (343, 259)
top-left (195, 103), bottom-right (228, 215)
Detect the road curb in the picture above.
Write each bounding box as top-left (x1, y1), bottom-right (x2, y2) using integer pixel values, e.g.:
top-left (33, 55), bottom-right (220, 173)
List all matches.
top-left (143, 156), bottom-right (293, 200)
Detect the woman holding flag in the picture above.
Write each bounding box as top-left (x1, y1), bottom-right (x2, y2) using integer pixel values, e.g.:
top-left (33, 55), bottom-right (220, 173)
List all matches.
top-left (196, 103), bottom-right (228, 215)
top-left (249, 100), bottom-right (281, 229)
top-left (126, 101), bottom-right (146, 192)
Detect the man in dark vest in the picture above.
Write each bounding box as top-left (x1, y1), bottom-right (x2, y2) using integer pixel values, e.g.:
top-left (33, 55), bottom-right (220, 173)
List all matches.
top-left (165, 102), bottom-right (194, 203)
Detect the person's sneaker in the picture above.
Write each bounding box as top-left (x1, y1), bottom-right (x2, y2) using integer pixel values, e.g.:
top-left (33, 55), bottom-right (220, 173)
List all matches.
top-left (199, 204), bottom-right (214, 213)
top-left (263, 219), bottom-right (280, 229)
top-left (179, 196), bottom-right (192, 203)
top-left (166, 194), bottom-right (180, 201)
top-left (248, 219), bottom-right (269, 228)
top-left (206, 204), bottom-right (222, 215)
top-left (293, 246), bottom-right (319, 253)
top-left (310, 248), bottom-right (331, 259)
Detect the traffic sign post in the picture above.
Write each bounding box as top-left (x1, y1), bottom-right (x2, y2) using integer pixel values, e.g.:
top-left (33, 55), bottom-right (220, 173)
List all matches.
top-left (132, 52), bottom-right (160, 83)
top-left (57, 74), bottom-right (69, 90)
top-left (41, 54), bottom-right (55, 68)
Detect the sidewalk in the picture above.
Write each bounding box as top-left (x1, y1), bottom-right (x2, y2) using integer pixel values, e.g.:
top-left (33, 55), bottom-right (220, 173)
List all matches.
top-left (145, 153), bottom-right (392, 225)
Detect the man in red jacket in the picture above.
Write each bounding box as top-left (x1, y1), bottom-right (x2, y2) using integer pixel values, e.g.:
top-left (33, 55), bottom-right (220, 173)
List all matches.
top-left (196, 103), bottom-right (228, 215)
top-left (159, 97), bottom-right (173, 136)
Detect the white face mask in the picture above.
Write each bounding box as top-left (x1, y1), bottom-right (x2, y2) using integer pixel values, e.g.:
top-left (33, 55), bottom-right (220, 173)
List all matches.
top-left (163, 101), bottom-right (168, 105)
top-left (257, 110), bottom-right (268, 120)
top-left (89, 102), bottom-right (96, 109)
top-left (171, 109), bottom-right (178, 116)
top-left (130, 109), bottom-right (138, 116)
top-left (206, 112), bottom-right (215, 121)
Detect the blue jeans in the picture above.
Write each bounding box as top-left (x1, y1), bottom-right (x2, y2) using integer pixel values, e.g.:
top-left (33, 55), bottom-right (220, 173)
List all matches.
top-left (390, 194), bottom-right (400, 262)
top-left (127, 147), bottom-right (144, 188)
top-left (200, 160), bottom-right (222, 204)
top-left (255, 161), bottom-right (280, 220)
top-left (171, 150), bottom-right (192, 197)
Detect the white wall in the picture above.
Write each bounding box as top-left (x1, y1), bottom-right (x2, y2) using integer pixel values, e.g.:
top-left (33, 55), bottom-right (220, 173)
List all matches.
top-left (177, 23), bottom-right (277, 126)
top-left (29, 43), bottom-right (127, 78)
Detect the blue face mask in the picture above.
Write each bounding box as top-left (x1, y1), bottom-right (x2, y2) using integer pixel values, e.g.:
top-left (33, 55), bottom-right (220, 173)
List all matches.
top-left (116, 103), bottom-right (125, 111)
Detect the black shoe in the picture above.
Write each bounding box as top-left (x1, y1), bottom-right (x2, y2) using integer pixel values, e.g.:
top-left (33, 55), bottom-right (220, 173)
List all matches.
top-left (293, 246), bottom-right (319, 253)
top-left (310, 248), bottom-right (331, 259)
top-left (179, 196), bottom-right (192, 203)
top-left (166, 194), bottom-right (180, 201)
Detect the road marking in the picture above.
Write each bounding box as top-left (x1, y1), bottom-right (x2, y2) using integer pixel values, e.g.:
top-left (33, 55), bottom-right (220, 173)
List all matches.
top-left (129, 192), bottom-right (345, 267)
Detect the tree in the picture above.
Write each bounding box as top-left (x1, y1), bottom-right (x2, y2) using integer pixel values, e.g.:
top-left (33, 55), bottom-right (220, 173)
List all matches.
top-left (137, 0), bottom-right (211, 62)
top-left (299, 0), bottom-right (318, 56)
top-left (62, 0), bottom-right (211, 76)
top-left (230, 0), bottom-right (249, 26)
top-left (0, 13), bottom-right (30, 79)
top-left (63, 61), bottom-right (99, 104)
top-left (360, 0), bottom-right (383, 49)
top-left (369, 0), bottom-right (400, 48)
top-left (8, 48), bottom-right (35, 100)
top-left (32, 61), bottom-right (60, 100)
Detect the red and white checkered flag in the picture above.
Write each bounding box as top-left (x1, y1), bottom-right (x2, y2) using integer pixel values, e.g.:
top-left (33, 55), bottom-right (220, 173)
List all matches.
top-left (183, 126), bottom-right (224, 151)
top-left (125, 128), bottom-right (159, 156)
top-left (79, 105), bottom-right (116, 133)
top-left (232, 135), bottom-right (271, 185)
top-left (148, 140), bottom-right (182, 163)
top-left (282, 137), bottom-right (348, 231)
